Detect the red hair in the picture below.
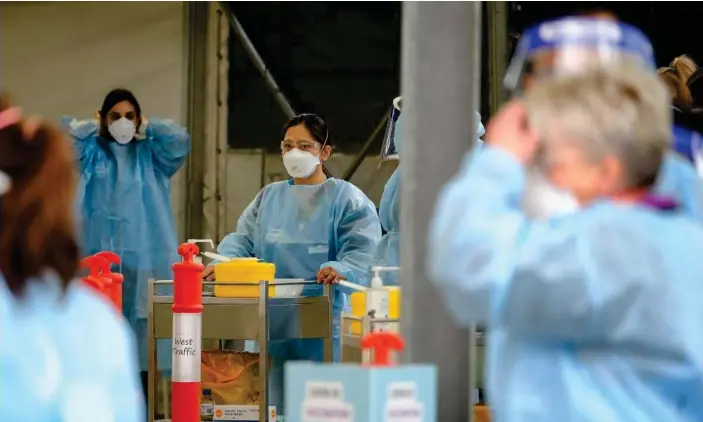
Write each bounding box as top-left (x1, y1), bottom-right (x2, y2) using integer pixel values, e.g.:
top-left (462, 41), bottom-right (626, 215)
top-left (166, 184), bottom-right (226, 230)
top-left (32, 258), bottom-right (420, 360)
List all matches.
top-left (0, 94), bottom-right (80, 296)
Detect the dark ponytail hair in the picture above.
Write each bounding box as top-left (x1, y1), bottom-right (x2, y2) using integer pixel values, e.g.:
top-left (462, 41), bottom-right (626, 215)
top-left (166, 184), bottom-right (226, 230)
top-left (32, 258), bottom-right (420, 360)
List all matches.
top-left (283, 113), bottom-right (333, 178)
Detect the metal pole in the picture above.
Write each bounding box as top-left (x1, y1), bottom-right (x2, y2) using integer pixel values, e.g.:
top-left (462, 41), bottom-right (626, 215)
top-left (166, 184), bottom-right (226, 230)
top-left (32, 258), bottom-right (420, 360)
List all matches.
top-left (184, 2), bottom-right (209, 240)
top-left (219, 2), bottom-right (297, 119)
top-left (400, 3), bottom-right (482, 422)
top-left (487, 1), bottom-right (509, 114)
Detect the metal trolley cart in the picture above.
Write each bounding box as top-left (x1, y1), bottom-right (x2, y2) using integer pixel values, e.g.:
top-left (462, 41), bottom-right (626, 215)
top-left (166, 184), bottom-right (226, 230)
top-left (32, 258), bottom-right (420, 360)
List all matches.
top-left (147, 279), bottom-right (335, 422)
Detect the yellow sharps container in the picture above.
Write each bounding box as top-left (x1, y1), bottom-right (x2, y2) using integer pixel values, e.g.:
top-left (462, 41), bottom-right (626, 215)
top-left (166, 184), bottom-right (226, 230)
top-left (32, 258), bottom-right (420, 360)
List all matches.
top-left (348, 286), bottom-right (400, 334)
top-left (213, 258), bottom-right (276, 298)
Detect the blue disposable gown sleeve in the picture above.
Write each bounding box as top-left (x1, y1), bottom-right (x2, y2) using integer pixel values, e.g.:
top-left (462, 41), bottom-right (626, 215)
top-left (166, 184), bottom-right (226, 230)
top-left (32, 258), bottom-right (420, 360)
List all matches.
top-left (655, 152), bottom-right (703, 223)
top-left (217, 192), bottom-right (262, 259)
top-left (427, 146), bottom-right (655, 340)
top-left (59, 117), bottom-right (101, 170)
top-left (379, 167), bottom-right (400, 233)
top-left (321, 193), bottom-right (383, 289)
top-left (144, 118), bottom-right (191, 178)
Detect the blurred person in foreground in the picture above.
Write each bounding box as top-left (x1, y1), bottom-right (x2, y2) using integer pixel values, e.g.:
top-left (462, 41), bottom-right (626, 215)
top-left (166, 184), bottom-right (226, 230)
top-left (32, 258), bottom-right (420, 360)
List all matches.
top-left (429, 62), bottom-right (703, 421)
top-left (61, 88), bottom-right (191, 394)
top-left (0, 96), bottom-right (143, 422)
top-left (504, 15), bottom-right (703, 221)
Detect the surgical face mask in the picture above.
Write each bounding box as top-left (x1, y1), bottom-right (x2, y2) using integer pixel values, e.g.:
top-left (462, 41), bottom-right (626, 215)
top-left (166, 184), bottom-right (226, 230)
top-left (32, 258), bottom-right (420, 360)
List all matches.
top-left (523, 171), bottom-right (580, 219)
top-left (108, 118), bottom-right (137, 144)
top-left (283, 148), bottom-right (320, 179)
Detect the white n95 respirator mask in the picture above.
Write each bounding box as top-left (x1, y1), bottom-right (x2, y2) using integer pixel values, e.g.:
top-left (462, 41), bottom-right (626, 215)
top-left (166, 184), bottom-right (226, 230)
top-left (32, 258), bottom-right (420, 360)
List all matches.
top-left (523, 171), bottom-right (580, 219)
top-left (108, 117), bottom-right (137, 145)
top-left (283, 149), bottom-right (320, 179)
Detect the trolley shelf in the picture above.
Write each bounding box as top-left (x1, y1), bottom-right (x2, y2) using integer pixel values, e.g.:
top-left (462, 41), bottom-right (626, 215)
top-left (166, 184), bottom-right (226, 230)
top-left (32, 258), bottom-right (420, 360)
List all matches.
top-left (151, 295), bottom-right (332, 340)
top-left (147, 279), bottom-right (334, 422)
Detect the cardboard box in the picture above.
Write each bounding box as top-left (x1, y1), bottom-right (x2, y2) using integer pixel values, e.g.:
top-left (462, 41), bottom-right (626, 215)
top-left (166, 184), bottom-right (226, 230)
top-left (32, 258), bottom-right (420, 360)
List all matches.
top-left (285, 362), bottom-right (436, 422)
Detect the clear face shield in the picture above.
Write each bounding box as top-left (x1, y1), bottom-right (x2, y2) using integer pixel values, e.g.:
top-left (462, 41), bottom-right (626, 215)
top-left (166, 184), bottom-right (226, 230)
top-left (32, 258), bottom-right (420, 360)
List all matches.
top-left (504, 17), bottom-right (656, 95)
top-left (380, 96), bottom-right (403, 161)
top-left (505, 18), bottom-right (657, 219)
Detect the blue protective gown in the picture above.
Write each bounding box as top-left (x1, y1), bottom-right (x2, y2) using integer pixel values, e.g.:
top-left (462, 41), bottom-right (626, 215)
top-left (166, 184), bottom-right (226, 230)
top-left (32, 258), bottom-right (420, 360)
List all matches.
top-left (376, 112), bottom-right (485, 286)
top-left (61, 117), bottom-right (190, 372)
top-left (428, 146), bottom-right (703, 422)
top-left (216, 177), bottom-right (381, 413)
top-left (654, 152), bottom-right (703, 222)
top-left (0, 274), bottom-right (143, 422)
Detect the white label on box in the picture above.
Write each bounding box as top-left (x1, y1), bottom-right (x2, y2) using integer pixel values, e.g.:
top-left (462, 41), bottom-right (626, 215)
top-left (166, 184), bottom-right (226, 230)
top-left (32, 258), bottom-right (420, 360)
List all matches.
top-left (302, 381), bottom-right (353, 422)
top-left (388, 382), bottom-right (417, 400)
top-left (305, 381), bottom-right (344, 400)
top-left (213, 405), bottom-right (276, 421)
top-left (386, 382), bottom-right (423, 422)
top-left (301, 400), bottom-right (354, 422)
top-left (385, 401), bottom-right (423, 422)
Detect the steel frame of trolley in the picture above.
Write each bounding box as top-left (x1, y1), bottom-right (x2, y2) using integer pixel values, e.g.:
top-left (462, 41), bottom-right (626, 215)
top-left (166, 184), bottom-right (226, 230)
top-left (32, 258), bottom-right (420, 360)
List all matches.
top-left (146, 279), bottom-right (335, 422)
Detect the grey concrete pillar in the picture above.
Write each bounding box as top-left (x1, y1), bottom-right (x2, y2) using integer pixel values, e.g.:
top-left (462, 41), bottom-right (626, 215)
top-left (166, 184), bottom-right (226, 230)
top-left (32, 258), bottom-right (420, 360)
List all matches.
top-left (400, 2), bottom-right (483, 421)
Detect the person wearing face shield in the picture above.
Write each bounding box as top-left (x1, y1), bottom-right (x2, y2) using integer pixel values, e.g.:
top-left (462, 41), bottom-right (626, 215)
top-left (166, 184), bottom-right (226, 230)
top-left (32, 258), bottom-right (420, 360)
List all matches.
top-left (505, 16), bottom-right (703, 220)
top-left (203, 113), bottom-right (382, 415)
top-left (376, 97), bottom-right (484, 286)
top-left (60, 88), bottom-right (191, 400)
top-left (428, 60), bottom-right (703, 421)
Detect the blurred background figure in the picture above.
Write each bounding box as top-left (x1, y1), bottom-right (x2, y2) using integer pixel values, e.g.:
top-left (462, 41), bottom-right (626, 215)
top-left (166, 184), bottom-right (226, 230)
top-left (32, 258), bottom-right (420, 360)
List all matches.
top-left (502, 15), bottom-right (703, 221)
top-left (0, 95), bottom-right (143, 422)
top-left (687, 67), bottom-right (703, 114)
top-left (375, 96), bottom-right (485, 286)
top-left (657, 55), bottom-right (697, 111)
top-left (657, 56), bottom-right (703, 176)
top-left (429, 62), bottom-right (703, 422)
top-left (60, 88), bottom-right (191, 401)
top-left (376, 97), bottom-right (403, 286)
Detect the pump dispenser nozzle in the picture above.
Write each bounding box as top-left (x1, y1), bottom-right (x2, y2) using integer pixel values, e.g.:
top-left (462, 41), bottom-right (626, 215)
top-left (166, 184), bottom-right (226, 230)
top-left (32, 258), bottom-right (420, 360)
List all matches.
top-left (187, 239), bottom-right (215, 250)
top-left (187, 239), bottom-right (215, 264)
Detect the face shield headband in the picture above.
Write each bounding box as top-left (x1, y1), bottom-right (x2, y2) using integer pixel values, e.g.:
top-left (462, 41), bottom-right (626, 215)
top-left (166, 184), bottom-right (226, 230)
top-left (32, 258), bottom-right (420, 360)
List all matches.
top-left (504, 17), bottom-right (656, 93)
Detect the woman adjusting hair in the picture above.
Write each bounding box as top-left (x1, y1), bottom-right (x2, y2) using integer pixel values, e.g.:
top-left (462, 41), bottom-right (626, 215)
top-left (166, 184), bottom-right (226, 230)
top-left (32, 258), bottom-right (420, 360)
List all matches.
top-left (205, 113), bottom-right (382, 415)
top-left (0, 95), bottom-right (143, 422)
top-left (429, 16), bottom-right (703, 421)
top-left (61, 88), bottom-right (191, 398)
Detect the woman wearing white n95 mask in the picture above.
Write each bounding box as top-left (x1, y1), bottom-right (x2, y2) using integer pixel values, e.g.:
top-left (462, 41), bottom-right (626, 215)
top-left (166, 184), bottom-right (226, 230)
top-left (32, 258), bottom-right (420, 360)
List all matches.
top-left (60, 88), bottom-right (191, 404)
top-left (204, 113), bottom-right (382, 416)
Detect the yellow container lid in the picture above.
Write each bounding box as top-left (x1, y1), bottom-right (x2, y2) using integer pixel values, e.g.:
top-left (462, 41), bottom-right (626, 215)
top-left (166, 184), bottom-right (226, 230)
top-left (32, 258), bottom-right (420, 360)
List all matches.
top-left (217, 258), bottom-right (275, 271)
